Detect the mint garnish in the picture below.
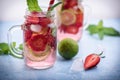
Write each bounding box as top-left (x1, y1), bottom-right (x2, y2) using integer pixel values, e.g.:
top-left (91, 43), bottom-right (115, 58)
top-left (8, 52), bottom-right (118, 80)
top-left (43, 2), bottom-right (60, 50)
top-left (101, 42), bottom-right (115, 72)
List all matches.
top-left (86, 20), bottom-right (120, 40)
top-left (0, 42), bottom-right (23, 56)
top-left (0, 43), bottom-right (9, 55)
top-left (27, 0), bottom-right (42, 12)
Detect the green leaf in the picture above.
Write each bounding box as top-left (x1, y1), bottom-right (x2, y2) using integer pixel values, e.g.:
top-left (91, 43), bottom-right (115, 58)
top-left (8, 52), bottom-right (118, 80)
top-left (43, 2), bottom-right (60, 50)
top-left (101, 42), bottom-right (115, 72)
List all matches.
top-left (0, 43), bottom-right (8, 50)
top-left (0, 49), bottom-right (3, 55)
top-left (98, 30), bottom-right (104, 40)
top-left (0, 42), bottom-right (23, 59)
top-left (103, 27), bottom-right (120, 36)
top-left (18, 44), bottom-right (23, 50)
top-left (12, 42), bottom-right (16, 48)
top-left (0, 43), bottom-right (9, 55)
top-left (27, 0), bottom-right (42, 12)
top-left (86, 25), bottom-right (98, 35)
top-left (97, 20), bottom-right (103, 29)
top-left (86, 20), bottom-right (120, 40)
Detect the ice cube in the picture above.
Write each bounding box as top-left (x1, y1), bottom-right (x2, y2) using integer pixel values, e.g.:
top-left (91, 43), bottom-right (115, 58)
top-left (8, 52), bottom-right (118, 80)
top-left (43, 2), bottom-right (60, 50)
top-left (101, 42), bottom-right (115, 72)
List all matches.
top-left (70, 58), bottom-right (84, 73)
top-left (30, 24), bottom-right (42, 32)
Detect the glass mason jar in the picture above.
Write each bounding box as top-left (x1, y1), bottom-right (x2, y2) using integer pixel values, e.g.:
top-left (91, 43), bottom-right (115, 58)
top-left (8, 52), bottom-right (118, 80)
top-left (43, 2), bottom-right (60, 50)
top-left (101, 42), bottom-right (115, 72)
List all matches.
top-left (8, 7), bottom-right (57, 69)
top-left (56, 0), bottom-right (89, 41)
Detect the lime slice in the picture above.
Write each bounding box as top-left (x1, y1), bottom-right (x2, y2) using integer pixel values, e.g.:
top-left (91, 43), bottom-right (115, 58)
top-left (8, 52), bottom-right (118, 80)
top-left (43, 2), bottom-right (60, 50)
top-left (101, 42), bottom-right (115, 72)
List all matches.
top-left (25, 45), bottom-right (51, 61)
top-left (60, 9), bottom-right (76, 25)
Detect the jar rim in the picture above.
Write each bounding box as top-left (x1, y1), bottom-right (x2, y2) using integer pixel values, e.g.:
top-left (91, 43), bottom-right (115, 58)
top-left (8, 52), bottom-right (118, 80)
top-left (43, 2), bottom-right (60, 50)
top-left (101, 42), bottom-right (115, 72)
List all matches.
top-left (25, 7), bottom-right (55, 17)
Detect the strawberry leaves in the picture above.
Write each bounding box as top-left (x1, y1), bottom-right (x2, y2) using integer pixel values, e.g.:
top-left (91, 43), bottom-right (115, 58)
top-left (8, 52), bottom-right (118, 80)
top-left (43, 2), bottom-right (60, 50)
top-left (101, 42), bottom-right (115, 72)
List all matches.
top-left (86, 20), bottom-right (120, 40)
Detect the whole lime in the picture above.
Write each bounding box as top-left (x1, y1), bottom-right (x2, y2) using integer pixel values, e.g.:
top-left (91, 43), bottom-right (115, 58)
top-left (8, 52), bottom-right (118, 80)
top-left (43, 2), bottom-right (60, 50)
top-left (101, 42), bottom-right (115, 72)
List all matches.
top-left (58, 38), bottom-right (79, 60)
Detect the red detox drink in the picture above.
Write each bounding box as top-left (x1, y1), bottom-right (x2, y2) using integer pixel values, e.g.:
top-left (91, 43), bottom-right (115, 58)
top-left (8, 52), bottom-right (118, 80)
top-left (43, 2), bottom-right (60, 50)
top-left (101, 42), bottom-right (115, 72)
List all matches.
top-left (57, 0), bottom-right (84, 41)
top-left (22, 11), bottom-right (56, 69)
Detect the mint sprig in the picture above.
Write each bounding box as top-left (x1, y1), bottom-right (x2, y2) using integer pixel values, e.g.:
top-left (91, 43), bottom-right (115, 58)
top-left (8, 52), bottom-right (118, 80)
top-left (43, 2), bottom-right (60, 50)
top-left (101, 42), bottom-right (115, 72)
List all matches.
top-left (0, 42), bottom-right (23, 56)
top-left (86, 20), bottom-right (120, 40)
top-left (27, 0), bottom-right (62, 15)
top-left (27, 0), bottom-right (42, 12)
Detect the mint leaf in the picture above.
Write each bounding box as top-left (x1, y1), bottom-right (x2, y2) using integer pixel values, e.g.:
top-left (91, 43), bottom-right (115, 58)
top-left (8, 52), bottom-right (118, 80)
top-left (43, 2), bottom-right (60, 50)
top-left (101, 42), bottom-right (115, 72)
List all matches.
top-left (0, 43), bottom-right (9, 55)
top-left (27, 0), bottom-right (42, 12)
top-left (86, 25), bottom-right (98, 35)
top-left (0, 49), bottom-right (3, 55)
top-left (97, 20), bottom-right (103, 28)
top-left (98, 30), bottom-right (104, 40)
top-left (86, 20), bottom-right (120, 40)
top-left (103, 27), bottom-right (120, 36)
top-left (12, 42), bottom-right (16, 48)
top-left (18, 44), bottom-right (23, 50)
top-left (0, 42), bottom-right (23, 56)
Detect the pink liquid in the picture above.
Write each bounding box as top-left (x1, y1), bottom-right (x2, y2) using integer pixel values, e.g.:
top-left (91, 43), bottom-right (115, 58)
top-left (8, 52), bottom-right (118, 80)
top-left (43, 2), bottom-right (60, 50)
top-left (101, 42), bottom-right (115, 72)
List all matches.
top-left (56, 2), bottom-right (84, 42)
top-left (57, 27), bottom-right (83, 41)
top-left (24, 46), bottom-right (56, 69)
top-left (22, 11), bottom-right (56, 69)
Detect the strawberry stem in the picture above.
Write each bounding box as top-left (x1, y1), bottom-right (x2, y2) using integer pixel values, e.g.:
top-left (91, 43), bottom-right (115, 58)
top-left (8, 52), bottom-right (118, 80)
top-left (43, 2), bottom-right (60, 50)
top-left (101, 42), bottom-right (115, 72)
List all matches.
top-left (98, 51), bottom-right (104, 56)
top-left (98, 51), bottom-right (105, 58)
top-left (101, 56), bottom-right (105, 58)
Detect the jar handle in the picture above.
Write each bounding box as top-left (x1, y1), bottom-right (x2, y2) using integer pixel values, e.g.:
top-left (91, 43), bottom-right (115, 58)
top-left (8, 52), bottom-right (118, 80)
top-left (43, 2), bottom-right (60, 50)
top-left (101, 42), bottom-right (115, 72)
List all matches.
top-left (7, 25), bottom-right (23, 58)
top-left (83, 4), bottom-right (92, 29)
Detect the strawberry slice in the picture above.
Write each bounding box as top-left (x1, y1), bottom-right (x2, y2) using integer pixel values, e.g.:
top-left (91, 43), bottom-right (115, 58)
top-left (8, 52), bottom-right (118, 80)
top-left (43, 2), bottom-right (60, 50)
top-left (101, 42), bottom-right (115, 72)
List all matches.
top-left (47, 35), bottom-right (56, 48)
top-left (39, 17), bottom-right (51, 27)
top-left (59, 24), bottom-right (66, 33)
top-left (30, 11), bottom-right (40, 17)
top-left (26, 15), bottom-right (39, 24)
top-left (28, 34), bottom-right (47, 51)
top-left (68, 0), bottom-right (78, 8)
top-left (30, 45), bottom-right (51, 57)
top-left (62, 0), bottom-right (78, 9)
top-left (75, 13), bottom-right (83, 27)
top-left (65, 25), bottom-right (79, 34)
top-left (62, 0), bottom-right (69, 9)
top-left (24, 30), bottom-right (32, 42)
top-left (84, 54), bottom-right (100, 70)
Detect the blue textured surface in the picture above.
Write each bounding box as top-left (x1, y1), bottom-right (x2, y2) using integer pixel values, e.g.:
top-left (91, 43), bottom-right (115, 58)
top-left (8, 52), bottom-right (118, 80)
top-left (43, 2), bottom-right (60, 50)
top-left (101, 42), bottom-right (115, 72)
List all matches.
top-left (0, 19), bottom-right (120, 80)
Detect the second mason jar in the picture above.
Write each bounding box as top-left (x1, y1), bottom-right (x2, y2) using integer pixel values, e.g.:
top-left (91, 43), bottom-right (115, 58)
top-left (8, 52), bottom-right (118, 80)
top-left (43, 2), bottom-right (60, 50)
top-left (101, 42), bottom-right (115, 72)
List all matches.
top-left (56, 0), bottom-right (85, 41)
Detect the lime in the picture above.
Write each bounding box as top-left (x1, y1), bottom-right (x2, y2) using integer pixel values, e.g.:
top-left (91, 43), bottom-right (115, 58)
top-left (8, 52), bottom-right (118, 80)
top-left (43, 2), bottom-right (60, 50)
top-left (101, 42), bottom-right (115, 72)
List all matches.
top-left (58, 38), bottom-right (79, 60)
top-left (60, 9), bottom-right (76, 25)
